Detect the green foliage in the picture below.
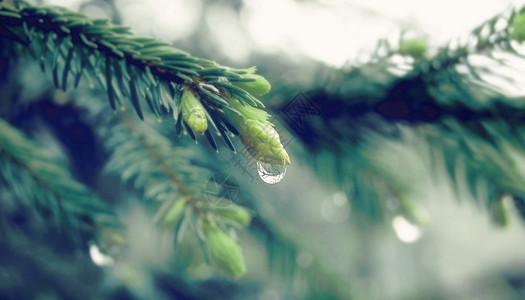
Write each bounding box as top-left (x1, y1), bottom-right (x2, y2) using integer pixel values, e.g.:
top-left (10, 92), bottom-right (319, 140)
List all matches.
top-left (399, 38), bottom-right (428, 58)
top-left (230, 99), bottom-right (291, 165)
top-left (0, 0), bottom-right (291, 282)
top-left (271, 4), bottom-right (525, 223)
top-left (0, 1), bottom-right (288, 164)
top-left (100, 109), bottom-right (255, 277)
top-left (202, 219), bottom-right (246, 279)
top-left (0, 0), bottom-right (292, 280)
top-left (161, 197), bottom-right (188, 228)
top-left (104, 115), bottom-right (212, 204)
top-left (231, 73), bottom-right (272, 96)
top-left (181, 87), bottom-right (208, 134)
top-left (3, 0), bottom-right (525, 298)
top-left (0, 119), bottom-right (120, 242)
top-left (510, 11), bottom-right (525, 42)
top-left (213, 204), bottom-right (251, 228)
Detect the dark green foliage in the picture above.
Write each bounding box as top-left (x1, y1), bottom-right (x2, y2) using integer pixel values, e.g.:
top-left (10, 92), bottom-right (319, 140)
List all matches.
top-left (271, 5), bottom-right (525, 223)
top-left (0, 119), bottom-right (120, 244)
top-left (3, 0), bottom-right (525, 299)
top-left (0, 0), bottom-right (295, 288)
top-left (0, 1), bottom-right (277, 152)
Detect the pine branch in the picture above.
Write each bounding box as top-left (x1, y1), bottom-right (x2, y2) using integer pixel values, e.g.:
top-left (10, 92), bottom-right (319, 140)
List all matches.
top-left (423, 119), bottom-right (525, 219)
top-left (0, 118), bottom-right (121, 245)
top-left (268, 6), bottom-right (525, 223)
top-left (0, 1), bottom-right (289, 166)
top-left (99, 109), bottom-right (252, 278)
top-left (295, 5), bottom-right (525, 132)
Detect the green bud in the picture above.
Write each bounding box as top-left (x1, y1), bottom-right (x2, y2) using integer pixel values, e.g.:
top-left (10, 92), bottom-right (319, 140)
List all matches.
top-left (225, 99), bottom-right (290, 165)
top-left (399, 196), bottom-right (430, 226)
top-left (511, 12), bottom-right (525, 42)
top-left (490, 194), bottom-right (510, 228)
top-left (232, 73), bottom-right (271, 96)
top-left (399, 38), bottom-right (427, 58)
top-left (214, 205), bottom-right (251, 227)
top-left (203, 221), bottom-right (246, 279)
top-left (161, 198), bottom-right (187, 227)
top-left (181, 88), bottom-right (208, 134)
top-left (240, 119), bottom-right (290, 165)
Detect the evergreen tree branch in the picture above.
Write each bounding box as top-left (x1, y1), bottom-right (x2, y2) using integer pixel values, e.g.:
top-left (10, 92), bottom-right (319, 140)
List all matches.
top-left (0, 1), bottom-right (289, 165)
top-left (293, 5), bottom-right (525, 134)
top-left (100, 109), bottom-right (252, 278)
top-left (94, 100), bottom-right (355, 284)
top-left (0, 118), bottom-right (121, 244)
top-left (270, 5), bottom-right (525, 223)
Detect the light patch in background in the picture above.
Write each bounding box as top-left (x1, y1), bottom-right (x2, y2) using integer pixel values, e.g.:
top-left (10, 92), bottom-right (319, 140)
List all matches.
top-left (206, 4), bottom-right (252, 63)
top-left (321, 191), bottom-right (350, 223)
top-left (350, 0), bottom-right (524, 48)
top-left (43, 0), bottom-right (84, 10)
top-left (116, 0), bottom-right (202, 41)
top-left (43, 0), bottom-right (525, 68)
top-left (242, 0), bottom-right (392, 66)
top-left (453, 50), bottom-right (525, 98)
top-left (80, 1), bottom-right (114, 19)
top-left (392, 216), bottom-right (423, 243)
top-left (242, 0), bottom-right (525, 67)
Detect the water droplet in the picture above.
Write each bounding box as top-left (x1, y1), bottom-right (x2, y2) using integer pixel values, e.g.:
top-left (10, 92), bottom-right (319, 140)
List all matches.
top-left (89, 243), bottom-right (115, 266)
top-left (392, 216), bottom-right (423, 244)
top-left (257, 161), bottom-right (286, 184)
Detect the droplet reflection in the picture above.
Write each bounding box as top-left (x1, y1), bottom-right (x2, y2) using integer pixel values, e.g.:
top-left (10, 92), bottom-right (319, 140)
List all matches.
top-left (257, 161), bottom-right (286, 184)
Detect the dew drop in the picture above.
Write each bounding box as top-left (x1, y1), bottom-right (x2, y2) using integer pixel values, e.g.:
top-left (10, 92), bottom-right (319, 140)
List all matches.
top-left (392, 216), bottom-right (423, 244)
top-left (256, 161), bottom-right (286, 184)
top-left (89, 243), bottom-right (115, 266)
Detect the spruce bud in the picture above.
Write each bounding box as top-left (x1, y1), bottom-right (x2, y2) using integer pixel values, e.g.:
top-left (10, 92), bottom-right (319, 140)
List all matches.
top-left (214, 204), bottom-right (251, 227)
top-left (490, 194), bottom-right (510, 227)
top-left (399, 38), bottom-right (427, 58)
top-left (202, 220), bottom-right (246, 279)
top-left (240, 119), bottom-right (291, 165)
top-left (232, 73), bottom-right (271, 96)
top-left (399, 196), bottom-right (430, 226)
top-left (161, 198), bottom-right (187, 227)
top-left (226, 99), bottom-right (291, 166)
top-left (181, 88), bottom-right (208, 134)
top-left (511, 12), bottom-right (525, 42)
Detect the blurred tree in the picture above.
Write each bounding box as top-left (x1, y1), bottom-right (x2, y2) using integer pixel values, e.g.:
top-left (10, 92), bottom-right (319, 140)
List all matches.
top-left (2, 1), bottom-right (525, 299)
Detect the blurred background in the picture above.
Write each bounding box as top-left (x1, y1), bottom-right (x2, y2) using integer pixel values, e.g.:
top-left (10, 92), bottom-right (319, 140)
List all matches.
top-left (3, 0), bottom-right (525, 299)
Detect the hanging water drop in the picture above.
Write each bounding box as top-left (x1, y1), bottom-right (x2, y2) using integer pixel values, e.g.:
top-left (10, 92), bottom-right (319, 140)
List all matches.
top-left (392, 216), bottom-right (423, 244)
top-left (256, 161), bottom-right (286, 184)
top-left (89, 243), bottom-right (115, 266)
